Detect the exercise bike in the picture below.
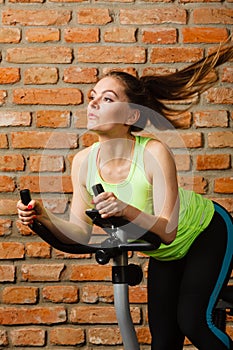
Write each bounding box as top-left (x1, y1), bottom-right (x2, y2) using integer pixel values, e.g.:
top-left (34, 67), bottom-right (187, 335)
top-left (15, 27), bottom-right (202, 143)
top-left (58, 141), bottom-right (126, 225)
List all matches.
top-left (20, 186), bottom-right (233, 349)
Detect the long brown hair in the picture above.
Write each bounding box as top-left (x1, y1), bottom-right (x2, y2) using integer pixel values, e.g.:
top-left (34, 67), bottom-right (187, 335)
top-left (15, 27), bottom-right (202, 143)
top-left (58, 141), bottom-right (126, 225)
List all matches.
top-left (105, 45), bottom-right (233, 131)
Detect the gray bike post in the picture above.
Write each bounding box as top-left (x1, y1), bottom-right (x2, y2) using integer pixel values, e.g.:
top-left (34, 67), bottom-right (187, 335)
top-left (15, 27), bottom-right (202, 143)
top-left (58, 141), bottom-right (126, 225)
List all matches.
top-left (112, 228), bottom-right (140, 350)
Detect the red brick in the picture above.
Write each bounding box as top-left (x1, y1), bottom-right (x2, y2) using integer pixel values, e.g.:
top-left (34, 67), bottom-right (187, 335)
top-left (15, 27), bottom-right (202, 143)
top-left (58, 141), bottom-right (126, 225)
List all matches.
top-left (136, 327), bottom-right (151, 345)
top-left (11, 131), bottom-right (78, 149)
top-left (35, 110), bottom-right (70, 127)
top-left (205, 87), bottom-right (233, 104)
top-left (81, 284), bottom-right (114, 303)
top-left (29, 155), bottom-right (64, 172)
top-left (70, 305), bottom-right (141, 324)
top-left (24, 67), bottom-right (58, 85)
top-left (77, 46), bottom-right (146, 63)
top-left (2, 9), bottom-right (71, 26)
top-left (0, 265), bottom-right (15, 282)
top-left (16, 221), bottom-right (36, 236)
top-left (21, 264), bottom-right (65, 282)
top-left (0, 28), bottom-right (21, 43)
top-left (0, 155), bottom-right (24, 171)
top-left (150, 47), bottom-right (203, 63)
top-left (0, 68), bottom-right (20, 84)
top-left (214, 178), bottom-right (233, 194)
top-left (64, 27), bottom-right (99, 43)
top-left (10, 328), bottom-right (45, 347)
top-left (102, 67), bottom-right (138, 76)
top-left (25, 28), bottom-right (60, 42)
top-left (208, 131), bottom-right (233, 148)
top-left (73, 109), bottom-right (88, 128)
top-left (2, 287), bottom-right (38, 304)
top-left (0, 134), bottom-right (8, 148)
top-left (129, 285), bottom-right (148, 303)
top-left (25, 242), bottom-right (51, 258)
top-left (180, 0), bottom-right (221, 2)
top-left (88, 327), bottom-right (121, 345)
top-left (42, 285), bottom-right (78, 303)
top-left (212, 198), bottom-right (233, 213)
top-left (182, 27), bottom-right (228, 43)
top-left (13, 88), bottom-right (82, 105)
top-left (0, 242), bottom-right (24, 260)
top-left (0, 199), bottom-right (18, 215)
top-left (0, 91), bottom-right (7, 106)
top-left (53, 249), bottom-right (91, 259)
top-left (193, 8), bottom-right (233, 24)
top-left (80, 132), bottom-right (99, 147)
top-left (157, 131), bottom-right (202, 148)
top-left (104, 27), bottom-right (137, 43)
top-left (6, 47), bottom-right (72, 64)
top-left (142, 28), bottom-right (177, 44)
top-left (174, 154), bottom-right (191, 171)
top-left (0, 176), bottom-right (16, 192)
top-left (51, 0), bottom-right (87, 2)
top-left (0, 111), bottom-right (31, 126)
top-left (142, 67), bottom-right (176, 76)
top-left (0, 329), bottom-right (8, 346)
top-left (69, 264), bottom-right (111, 281)
top-left (196, 154), bottom-right (231, 170)
top-left (119, 8), bottom-right (187, 24)
top-left (178, 176), bottom-right (208, 194)
top-left (50, 327), bottom-right (84, 346)
top-left (19, 175), bottom-right (73, 193)
top-left (77, 8), bottom-right (112, 25)
top-left (193, 110), bottom-right (228, 128)
top-left (222, 67), bottom-right (233, 83)
top-left (0, 219), bottom-right (12, 236)
top-left (63, 67), bottom-right (98, 84)
top-left (0, 306), bottom-right (66, 325)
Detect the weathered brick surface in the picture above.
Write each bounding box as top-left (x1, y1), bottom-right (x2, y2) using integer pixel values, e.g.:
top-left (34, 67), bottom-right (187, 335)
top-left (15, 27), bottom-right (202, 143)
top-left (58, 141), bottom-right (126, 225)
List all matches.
top-left (0, 0), bottom-right (232, 348)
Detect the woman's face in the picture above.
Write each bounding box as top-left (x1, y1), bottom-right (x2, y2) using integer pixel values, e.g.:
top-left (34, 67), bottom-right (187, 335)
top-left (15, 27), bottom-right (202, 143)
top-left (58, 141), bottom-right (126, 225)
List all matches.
top-left (87, 77), bottom-right (132, 133)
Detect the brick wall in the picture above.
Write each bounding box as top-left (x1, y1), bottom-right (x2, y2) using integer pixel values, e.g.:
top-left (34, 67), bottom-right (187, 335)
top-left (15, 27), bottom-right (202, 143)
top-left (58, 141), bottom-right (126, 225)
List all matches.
top-left (0, 0), bottom-right (232, 348)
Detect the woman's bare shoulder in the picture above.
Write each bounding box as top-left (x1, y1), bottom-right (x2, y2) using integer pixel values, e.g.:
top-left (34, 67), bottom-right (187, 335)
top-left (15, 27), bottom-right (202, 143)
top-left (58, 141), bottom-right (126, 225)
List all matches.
top-left (144, 138), bottom-right (176, 180)
top-left (146, 138), bottom-right (173, 158)
top-left (72, 146), bottom-right (93, 166)
top-left (71, 146), bottom-right (94, 183)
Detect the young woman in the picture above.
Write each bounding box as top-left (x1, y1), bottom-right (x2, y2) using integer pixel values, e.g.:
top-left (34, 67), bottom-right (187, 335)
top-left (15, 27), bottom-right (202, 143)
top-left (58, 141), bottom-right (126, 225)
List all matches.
top-left (17, 45), bottom-right (233, 350)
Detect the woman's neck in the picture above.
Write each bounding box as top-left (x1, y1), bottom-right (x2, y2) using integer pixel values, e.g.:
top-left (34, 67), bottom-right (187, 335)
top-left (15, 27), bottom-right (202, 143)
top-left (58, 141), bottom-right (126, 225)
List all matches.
top-left (98, 133), bottom-right (135, 157)
top-left (97, 135), bottom-right (136, 183)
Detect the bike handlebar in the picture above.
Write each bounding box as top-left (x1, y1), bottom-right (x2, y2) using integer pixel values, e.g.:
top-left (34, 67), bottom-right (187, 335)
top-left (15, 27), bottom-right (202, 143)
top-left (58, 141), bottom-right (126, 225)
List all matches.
top-left (20, 188), bottom-right (161, 255)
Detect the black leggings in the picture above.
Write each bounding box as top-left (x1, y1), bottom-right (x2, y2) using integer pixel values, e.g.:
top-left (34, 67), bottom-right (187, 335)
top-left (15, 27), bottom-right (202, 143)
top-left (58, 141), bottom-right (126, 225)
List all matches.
top-left (148, 203), bottom-right (233, 350)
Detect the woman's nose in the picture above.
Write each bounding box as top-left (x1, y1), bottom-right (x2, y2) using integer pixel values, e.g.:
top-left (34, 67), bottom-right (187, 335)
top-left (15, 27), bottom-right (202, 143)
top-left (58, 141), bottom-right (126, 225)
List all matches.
top-left (89, 97), bottom-right (99, 109)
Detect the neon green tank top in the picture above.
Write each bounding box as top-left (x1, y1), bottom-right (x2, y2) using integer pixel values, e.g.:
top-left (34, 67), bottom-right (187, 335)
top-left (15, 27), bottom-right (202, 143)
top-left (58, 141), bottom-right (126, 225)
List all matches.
top-left (86, 135), bottom-right (215, 261)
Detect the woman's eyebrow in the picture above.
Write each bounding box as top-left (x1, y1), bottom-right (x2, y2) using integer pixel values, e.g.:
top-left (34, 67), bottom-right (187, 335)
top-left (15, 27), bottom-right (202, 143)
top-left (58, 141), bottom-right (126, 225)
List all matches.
top-left (90, 89), bottom-right (119, 98)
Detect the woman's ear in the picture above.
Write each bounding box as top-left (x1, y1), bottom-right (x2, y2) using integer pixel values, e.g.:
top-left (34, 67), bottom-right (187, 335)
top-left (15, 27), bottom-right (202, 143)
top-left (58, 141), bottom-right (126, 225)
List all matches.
top-left (126, 109), bottom-right (140, 126)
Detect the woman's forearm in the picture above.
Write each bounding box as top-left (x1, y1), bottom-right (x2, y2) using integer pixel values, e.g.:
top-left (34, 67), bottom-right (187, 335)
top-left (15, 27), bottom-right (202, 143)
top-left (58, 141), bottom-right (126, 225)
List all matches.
top-left (123, 205), bottom-right (178, 244)
top-left (37, 208), bottom-right (91, 245)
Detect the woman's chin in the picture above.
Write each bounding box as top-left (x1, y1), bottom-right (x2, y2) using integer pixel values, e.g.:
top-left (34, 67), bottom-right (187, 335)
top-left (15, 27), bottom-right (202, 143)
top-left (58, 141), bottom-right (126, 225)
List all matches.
top-left (87, 122), bottom-right (98, 130)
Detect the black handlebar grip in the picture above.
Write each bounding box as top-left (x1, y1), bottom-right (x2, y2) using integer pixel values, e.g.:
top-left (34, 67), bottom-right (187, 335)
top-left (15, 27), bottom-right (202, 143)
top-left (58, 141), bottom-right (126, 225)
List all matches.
top-left (20, 189), bottom-right (32, 206)
top-left (92, 184), bottom-right (104, 196)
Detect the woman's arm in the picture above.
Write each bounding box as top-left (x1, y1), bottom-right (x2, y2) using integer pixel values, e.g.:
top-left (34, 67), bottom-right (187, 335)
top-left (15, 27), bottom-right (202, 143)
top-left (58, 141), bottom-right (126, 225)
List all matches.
top-left (17, 148), bottom-right (93, 245)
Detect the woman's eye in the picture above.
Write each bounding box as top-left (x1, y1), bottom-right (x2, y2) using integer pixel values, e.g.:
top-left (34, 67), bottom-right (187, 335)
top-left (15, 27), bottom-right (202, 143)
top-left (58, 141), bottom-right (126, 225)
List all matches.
top-left (88, 94), bottom-right (95, 102)
top-left (103, 97), bottom-right (113, 102)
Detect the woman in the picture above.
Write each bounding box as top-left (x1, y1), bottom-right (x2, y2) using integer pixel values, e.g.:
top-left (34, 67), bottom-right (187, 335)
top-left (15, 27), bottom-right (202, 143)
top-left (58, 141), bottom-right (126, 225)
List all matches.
top-left (17, 45), bottom-right (233, 350)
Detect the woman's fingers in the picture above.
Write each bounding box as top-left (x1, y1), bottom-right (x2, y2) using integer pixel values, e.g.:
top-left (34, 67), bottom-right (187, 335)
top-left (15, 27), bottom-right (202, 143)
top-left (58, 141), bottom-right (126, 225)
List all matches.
top-left (17, 200), bottom-right (37, 225)
top-left (93, 192), bottom-right (126, 217)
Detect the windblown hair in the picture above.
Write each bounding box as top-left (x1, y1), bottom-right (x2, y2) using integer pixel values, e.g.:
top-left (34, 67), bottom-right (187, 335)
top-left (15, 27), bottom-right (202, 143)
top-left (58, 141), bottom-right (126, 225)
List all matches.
top-left (104, 45), bottom-right (233, 131)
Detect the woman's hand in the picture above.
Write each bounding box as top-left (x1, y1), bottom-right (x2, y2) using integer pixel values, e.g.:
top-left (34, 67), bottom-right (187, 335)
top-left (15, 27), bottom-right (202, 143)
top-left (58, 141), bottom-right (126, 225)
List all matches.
top-left (17, 200), bottom-right (42, 225)
top-left (93, 191), bottom-right (128, 218)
